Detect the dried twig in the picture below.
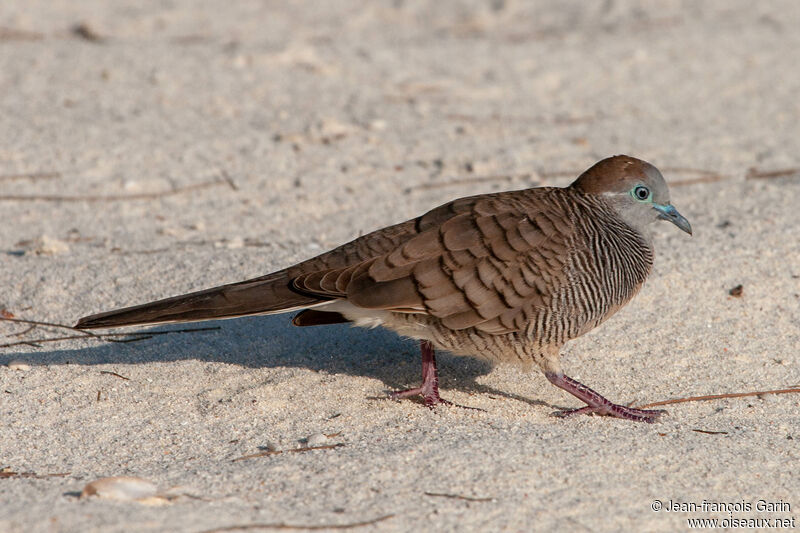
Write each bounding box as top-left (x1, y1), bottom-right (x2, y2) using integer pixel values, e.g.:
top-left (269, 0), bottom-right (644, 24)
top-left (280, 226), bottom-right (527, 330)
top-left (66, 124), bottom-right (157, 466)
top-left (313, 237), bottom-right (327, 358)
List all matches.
top-left (0, 27), bottom-right (44, 41)
top-left (5, 324), bottom-right (36, 338)
top-left (0, 317), bottom-right (220, 348)
top-left (199, 514), bottom-right (394, 532)
top-left (636, 386), bottom-right (800, 410)
top-left (692, 429), bottom-right (728, 435)
top-left (99, 370), bottom-right (130, 381)
top-left (0, 334), bottom-right (142, 348)
top-left (12, 341), bottom-right (39, 348)
top-left (112, 247), bottom-right (172, 256)
top-left (0, 470), bottom-right (70, 479)
top-left (0, 329), bottom-right (215, 348)
top-left (424, 491), bottom-right (494, 502)
top-left (232, 444), bottom-right (344, 462)
top-left (0, 317), bottom-right (102, 338)
top-left (746, 167), bottom-right (799, 180)
top-left (0, 179), bottom-right (227, 202)
top-left (221, 170), bottom-right (239, 191)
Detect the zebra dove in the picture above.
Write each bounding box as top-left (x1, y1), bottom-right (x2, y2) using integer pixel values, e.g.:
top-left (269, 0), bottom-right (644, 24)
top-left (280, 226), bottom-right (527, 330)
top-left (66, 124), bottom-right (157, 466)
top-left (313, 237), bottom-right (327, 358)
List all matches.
top-left (77, 155), bottom-right (691, 422)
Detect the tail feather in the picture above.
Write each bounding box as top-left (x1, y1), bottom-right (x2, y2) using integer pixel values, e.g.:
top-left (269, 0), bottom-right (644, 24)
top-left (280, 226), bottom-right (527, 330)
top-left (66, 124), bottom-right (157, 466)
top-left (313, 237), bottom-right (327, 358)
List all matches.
top-left (75, 272), bottom-right (324, 329)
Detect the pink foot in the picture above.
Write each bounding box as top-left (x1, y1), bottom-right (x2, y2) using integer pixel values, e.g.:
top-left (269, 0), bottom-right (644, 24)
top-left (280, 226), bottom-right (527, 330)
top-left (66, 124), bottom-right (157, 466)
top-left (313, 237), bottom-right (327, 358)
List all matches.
top-left (390, 386), bottom-right (452, 408)
top-left (389, 340), bottom-right (450, 408)
top-left (389, 341), bottom-right (483, 411)
top-left (546, 372), bottom-right (665, 423)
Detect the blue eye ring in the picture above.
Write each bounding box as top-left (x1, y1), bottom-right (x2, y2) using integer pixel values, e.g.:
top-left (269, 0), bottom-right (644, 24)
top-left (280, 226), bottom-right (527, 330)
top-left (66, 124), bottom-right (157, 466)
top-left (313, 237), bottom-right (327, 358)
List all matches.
top-left (632, 185), bottom-right (650, 201)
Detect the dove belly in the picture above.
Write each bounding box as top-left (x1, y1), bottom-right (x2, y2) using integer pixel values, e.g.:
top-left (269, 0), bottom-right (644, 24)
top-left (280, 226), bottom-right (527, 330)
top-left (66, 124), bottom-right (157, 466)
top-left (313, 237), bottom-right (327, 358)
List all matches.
top-left (321, 300), bottom-right (538, 367)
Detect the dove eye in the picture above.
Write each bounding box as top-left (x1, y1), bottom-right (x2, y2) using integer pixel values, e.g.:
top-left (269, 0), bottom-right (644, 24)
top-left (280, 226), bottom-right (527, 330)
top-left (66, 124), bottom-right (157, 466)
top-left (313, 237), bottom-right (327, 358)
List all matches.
top-left (632, 185), bottom-right (650, 201)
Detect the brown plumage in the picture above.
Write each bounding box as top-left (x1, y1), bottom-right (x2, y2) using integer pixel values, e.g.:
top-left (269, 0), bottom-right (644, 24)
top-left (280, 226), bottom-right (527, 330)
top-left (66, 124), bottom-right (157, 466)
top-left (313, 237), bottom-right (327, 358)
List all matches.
top-left (77, 155), bottom-right (692, 422)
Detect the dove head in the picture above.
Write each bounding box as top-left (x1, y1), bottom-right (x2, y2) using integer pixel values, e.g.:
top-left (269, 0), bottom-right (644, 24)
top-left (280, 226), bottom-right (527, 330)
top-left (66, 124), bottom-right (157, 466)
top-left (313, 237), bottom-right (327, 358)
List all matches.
top-left (571, 155), bottom-right (692, 235)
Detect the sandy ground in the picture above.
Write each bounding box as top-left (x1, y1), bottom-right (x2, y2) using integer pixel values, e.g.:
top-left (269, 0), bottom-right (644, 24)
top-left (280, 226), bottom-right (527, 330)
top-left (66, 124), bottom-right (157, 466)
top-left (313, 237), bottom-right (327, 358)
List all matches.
top-left (1, 1), bottom-right (799, 531)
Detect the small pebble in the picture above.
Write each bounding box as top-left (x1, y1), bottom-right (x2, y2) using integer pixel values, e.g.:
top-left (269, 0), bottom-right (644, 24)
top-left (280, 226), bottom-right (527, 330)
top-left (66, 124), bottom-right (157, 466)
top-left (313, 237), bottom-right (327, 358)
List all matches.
top-left (81, 476), bottom-right (161, 503)
top-left (306, 433), bottom-right (328, 447)
top-left (123, 179), bottom-right (141, 191)
top-left (368, 119), bottom-right (387, 131)
top-left (265, 441), bottom-right (280, 452)
top-left (226, 236), bottom-right (245, 249)
top-left (7, 360), bottom-right (31, 371)
top-left (313, 118), bottom-right (354, 139)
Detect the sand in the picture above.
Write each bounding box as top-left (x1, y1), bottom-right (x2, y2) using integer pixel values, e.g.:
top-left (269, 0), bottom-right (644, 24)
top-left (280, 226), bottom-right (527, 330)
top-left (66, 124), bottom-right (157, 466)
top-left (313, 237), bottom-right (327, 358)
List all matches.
top-left (1, 1), bottom-right (799, 531)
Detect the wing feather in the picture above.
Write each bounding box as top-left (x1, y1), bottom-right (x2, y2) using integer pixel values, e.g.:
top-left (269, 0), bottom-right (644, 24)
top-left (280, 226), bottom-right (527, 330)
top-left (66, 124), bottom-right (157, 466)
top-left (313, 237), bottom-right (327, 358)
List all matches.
top-left (286, 187), bottom-right (575, 334)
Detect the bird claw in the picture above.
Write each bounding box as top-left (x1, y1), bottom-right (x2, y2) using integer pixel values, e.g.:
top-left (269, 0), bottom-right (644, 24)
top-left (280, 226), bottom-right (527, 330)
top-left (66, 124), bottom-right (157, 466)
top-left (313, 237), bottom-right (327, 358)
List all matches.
top-left (389, 386), bottom-right (448, 408)
top-left (388, 388), bottom-right (485, 411)
top-left (553, 404), bottom-right (666, 423)
top-left (545, 372), bottom-right (666, 423)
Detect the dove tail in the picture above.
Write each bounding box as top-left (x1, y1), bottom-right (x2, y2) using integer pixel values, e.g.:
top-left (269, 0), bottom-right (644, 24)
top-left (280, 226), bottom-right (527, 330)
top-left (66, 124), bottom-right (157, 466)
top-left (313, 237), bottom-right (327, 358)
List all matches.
top-left (75, 271), bottom-right (325, 329)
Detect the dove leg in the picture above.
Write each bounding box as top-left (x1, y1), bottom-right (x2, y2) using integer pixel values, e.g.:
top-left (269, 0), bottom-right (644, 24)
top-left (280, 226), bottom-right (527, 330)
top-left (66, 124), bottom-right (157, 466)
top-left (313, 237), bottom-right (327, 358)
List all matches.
top-left (545, 372), bottom-right (664, 423)
top-left (390, 340), bottom-right (451, 407)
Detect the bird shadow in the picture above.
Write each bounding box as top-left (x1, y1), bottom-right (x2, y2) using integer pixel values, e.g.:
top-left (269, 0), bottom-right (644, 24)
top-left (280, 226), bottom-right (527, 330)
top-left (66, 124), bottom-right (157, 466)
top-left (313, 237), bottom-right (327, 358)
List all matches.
top-left (1, 314), bottom-right (552, 408)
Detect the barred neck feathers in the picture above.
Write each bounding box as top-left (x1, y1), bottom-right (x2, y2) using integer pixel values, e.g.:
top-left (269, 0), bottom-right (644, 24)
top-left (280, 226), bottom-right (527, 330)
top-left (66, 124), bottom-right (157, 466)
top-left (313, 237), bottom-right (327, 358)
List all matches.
top-left (575, 192), bottom-right (654, 287)
top-left (560, 191), bottom-right (654, 337)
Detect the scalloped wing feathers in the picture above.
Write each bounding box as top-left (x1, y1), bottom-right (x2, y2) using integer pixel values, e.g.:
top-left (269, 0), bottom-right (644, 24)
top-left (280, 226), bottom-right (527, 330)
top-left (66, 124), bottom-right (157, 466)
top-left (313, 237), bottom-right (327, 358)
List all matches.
top-left (289, 187), bottom-right (574, 334)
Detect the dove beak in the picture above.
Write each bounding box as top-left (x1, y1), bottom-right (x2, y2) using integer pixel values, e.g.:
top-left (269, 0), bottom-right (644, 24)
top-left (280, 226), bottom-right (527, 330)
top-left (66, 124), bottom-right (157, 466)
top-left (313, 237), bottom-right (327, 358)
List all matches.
top-left (653, 204), bottom-right (692, 235)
